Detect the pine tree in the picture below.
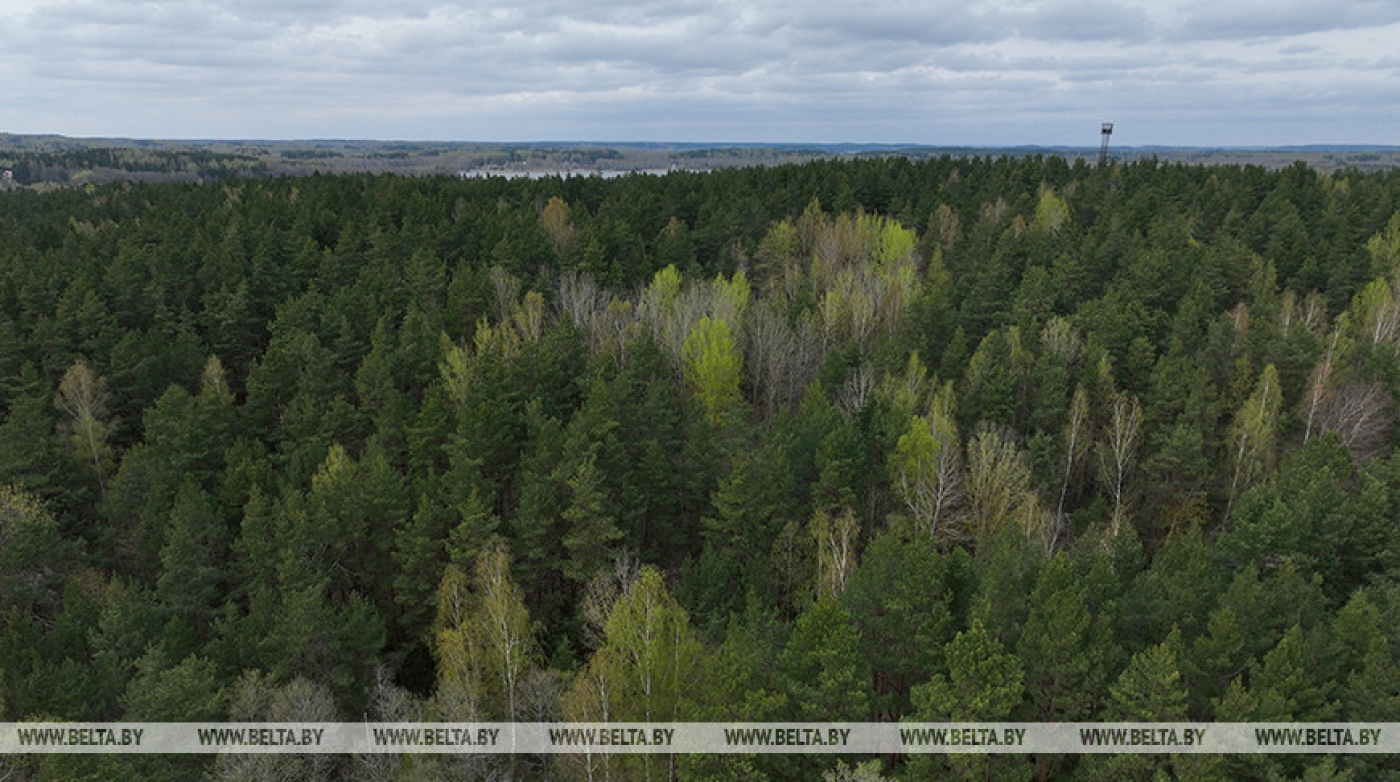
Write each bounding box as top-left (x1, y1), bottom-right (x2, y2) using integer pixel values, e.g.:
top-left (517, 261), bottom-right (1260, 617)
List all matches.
top-left (560, 452), bottom-right (624, 587)
top-left (1016, 553), bottom-right (1119, 722)
top-left (842, 531), bottom-right (965, 720)
top-left (0, 364), bottom-right (72, 504)
top-left (156, 480), bottom-right (226, 660)
top-left (779, 596), bottom-right (871, 722)
top-left (1079, 629), bottom-right (1224, 781)
top-left (903, 618), bottom-right (1029, 781)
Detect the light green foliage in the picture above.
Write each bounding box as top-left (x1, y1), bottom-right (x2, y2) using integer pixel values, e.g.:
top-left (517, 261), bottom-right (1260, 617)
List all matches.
top-left (1227, 363), bottom-right (1282, 516)
top-left (1366, 211), bottom-right (1400, 277)
top-left (648, 264), bottom-right (685, 308)
top-left (511, 289), bottom-right (547, 344)
top-left (1348, 276), bottom-right (1400, 346)
top-left (540, 196), bottom-right (579, 254)
top-left (889, 394), bottom-right (963, 538)
top-left (754, 218), bottom-right (806, 310)
top-left (474, 313), bottom-right (523, 359)
top-left (433, 546), bottom-right (539, 721)
top-left (1031, 185), bottom-right (1072, 234)
top-left (564, 565), bottom-right (702, 745)
top-left (431, 563), bottom-right (480, 717)
top-left (964, 427), bottom-right (1050, 546)
top-left (682, 316), bottom-right (744, 425)
top-left (438, 333), bottom-right (474, 408)
top-left (54, 359), bottom-right (116, 491)
top-left (876, 351), bottom-right (931, 418)
top-left (811, 507), bottom-right (858, 599)
top-left (602, 566), bottom-right (704, 717)
top-left (872, 216), bottom-right (917, 268)
top-left (711, 269), bottom-right (751, 328)
top-left (639, 264), bottom-right (687, 359)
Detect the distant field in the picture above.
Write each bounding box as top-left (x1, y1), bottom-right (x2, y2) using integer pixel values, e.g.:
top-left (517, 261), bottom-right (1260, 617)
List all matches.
top-left (2, 133), bottom-right (1399, 186)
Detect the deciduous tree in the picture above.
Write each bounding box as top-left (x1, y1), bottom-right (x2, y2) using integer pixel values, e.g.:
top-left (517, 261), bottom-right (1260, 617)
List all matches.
top-left (55, 359), bottom-right (116, 492)
top-left (683, 316), bottom-right (744, 426)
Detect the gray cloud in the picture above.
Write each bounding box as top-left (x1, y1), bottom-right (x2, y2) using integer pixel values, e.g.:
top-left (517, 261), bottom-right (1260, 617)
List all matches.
top-left (0, 0), bottom-right (1396, 143)
top-left (1177, 0), bottom-right (1400, 40)
top-left (1017, 1), bottom-right (1155, 42)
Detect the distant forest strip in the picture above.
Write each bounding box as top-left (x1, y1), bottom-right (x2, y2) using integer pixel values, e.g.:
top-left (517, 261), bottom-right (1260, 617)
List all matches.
top-left (4, 155), bottom-right (1400, 780)
top-left (4, 134), bottom-right (1400, 185)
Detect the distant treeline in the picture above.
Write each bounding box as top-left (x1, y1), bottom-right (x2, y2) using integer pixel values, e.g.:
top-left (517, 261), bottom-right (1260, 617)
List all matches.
top-left (0, 147), bottom-right (267, 184)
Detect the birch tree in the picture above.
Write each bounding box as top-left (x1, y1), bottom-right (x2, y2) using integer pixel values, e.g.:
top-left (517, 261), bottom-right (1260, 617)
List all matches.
top-left (812, 507), bottom-right (859, 599)
top-left (434, 546), bottom-right (539, 725)
top-left (889, 392), bottom-right (963, 539)
top-left (682, 316), bottom-right (743, 425)
top-left (1300, 324), bottom-right (1343, 444)
top-left (747, 300), bottom-right (798, 416)
top-left (539, 196), bottom-right (579, 255)
top-left (1317, 381), bottom-right (1393, 461)
top-left (54, 359), bottom-right (115, 491)
top-left (1366, 211), bottom-right (1400, 277)
top-left (564, 566), bottom-right (701, 780)
top-left (1096, 392), bottom-right (1143, 537)
top-left (965, 427), bottom-right (1039, 541)
top-left (1351, 277), bottom-right (1400, 346)
top-left (1228, 364), bottom-right (1282, 519)
top-left (1057, 384), bottom-right (1091, 520)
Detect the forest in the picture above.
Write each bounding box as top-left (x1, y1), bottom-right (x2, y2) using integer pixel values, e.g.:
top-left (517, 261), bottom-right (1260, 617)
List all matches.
top-left (3, 154), bottom-right (1400, 780)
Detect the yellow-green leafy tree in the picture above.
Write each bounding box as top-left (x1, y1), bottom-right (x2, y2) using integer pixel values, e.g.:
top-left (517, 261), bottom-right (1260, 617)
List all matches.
top-left (682, 316), bottom-right (744, 426)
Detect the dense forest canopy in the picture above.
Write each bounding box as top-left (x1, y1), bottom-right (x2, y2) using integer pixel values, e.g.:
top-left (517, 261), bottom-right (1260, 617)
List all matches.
top-left (4, 155), bottom-right (1400, 779)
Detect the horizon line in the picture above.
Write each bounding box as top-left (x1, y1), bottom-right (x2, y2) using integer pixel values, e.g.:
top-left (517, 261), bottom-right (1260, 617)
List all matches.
top-left (3, 132), bottom-right (1399, 152)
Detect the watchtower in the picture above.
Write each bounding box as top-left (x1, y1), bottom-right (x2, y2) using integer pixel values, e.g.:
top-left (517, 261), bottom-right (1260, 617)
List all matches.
top-left (1098, 122), bottom-right (1114, 168)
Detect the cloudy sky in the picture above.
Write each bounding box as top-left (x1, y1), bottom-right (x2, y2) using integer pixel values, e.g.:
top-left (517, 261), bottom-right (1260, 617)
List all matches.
top-left (2, 0), bottom-right (1398, 145)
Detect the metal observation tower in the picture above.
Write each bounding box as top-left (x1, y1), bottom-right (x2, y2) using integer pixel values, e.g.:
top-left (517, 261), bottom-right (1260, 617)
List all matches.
top-left (1098, 122), bottom-right (1114, 168)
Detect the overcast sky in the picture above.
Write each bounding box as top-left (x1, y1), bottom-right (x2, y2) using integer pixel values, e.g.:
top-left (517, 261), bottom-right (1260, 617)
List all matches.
top-left (2, 0), bottom-right (1398, 145)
